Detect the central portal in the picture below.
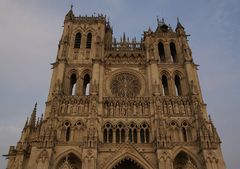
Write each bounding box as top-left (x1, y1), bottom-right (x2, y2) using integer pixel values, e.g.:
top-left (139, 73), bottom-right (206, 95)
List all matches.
top-left (112, 159), bottom-right (144, 169)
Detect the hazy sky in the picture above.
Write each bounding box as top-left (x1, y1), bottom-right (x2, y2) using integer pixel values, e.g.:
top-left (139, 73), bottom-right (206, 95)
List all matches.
top-left (0, 0), bottom-right (240, 168)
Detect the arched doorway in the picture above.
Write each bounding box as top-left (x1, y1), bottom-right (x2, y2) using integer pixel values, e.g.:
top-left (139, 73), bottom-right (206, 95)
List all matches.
top-left (112, 158), bottom-right (144, 169)
top-left (173, 151), bottom-right (198, 169)
top-left (56, 153), bottom-right (82, 169)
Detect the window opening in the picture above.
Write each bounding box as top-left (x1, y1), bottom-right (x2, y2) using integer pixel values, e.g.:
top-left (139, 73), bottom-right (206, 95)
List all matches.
top-left (74, 33), bottom-right (81, 48)
top-left (83, 74), bottom-right (90, 95)
top-left (162, 75), bottom-right (169, 96)
top-left (86, 33), bottom-right (92, 49)
top-left (170, 42), bottom-right (177, 62)
top-left (70, 74), bottom-right (77, 95)
top-left (175, 75), bottom-right (182, 96)
top-left (182, 127), bottom-right (187, 142)
top-left (66, 127), bottom-right (71, 141)
top-left (158, 42), bottom-right (165, 62)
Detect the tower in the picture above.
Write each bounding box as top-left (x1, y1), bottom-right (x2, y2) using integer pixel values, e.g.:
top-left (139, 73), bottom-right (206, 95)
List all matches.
top-left (5, 9), bottom-right (226, 169)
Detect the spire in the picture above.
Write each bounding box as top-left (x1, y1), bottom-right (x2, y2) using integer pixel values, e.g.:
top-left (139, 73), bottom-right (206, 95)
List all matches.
top-left (123, 32), bottom-right (126, 42)
top-left (23, 117), bottom-right (29, 129)
top-left (157, 16), bottom-right (160, 25)
top-left (176, 17), bottom-right (185, 30)
top-left (65, 4), bottom-right (75, 20)
top-left (29, 103), bottom-right (37, 128)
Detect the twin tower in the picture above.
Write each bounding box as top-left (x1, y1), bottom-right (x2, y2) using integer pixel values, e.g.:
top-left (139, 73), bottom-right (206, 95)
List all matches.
top-left (5, 8), bottom-right (226, 169)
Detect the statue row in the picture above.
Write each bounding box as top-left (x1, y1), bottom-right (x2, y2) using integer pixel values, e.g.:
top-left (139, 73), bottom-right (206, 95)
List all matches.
top-left (104, 101), bottom-right (150, 117)
top-left (155, 100), bottom-right (192, 116)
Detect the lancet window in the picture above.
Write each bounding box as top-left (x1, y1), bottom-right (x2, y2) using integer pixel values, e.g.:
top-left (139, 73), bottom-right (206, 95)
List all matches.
top-left (158, 42), bottom-right (165, 62)
top-left (129, 123), bottom-right (137, 143)
top-left (83, 74), bottom-right (90, 95)
top-left (103, 123), bottom-right (113, 143)
top-left (116, 123), bottom-right (125, 143)
top-left (86, 33), bottom-right (92, 49)
top-left (56, 153), bottom-right (82, 169)
top-left (181, 121), bottom-right (191, 142)
top-left (170, 42), bottom-right (177, 62)
top-left (173, 151), bottom-right (198, 169)
top-left (162, 75), bottom-right (169, 96)
top-left (140, 122), bottom-right (150, 143)
top-left (174, 75), bottom-right (182, 96)
top-left (70, 74), bottom-right (77, 95)
top-left (64, 121), bottom-right (71, 142)
top-left (74, 32), bottom-right (81, 48)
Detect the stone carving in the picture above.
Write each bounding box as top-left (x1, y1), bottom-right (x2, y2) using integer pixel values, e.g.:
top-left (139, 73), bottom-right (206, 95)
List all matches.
top-left (111, 73), bottom-right (141, 97)
top-left (103, 97), bottom-right (150, 117)
top-left (57, 96), bottom-right (90, 115)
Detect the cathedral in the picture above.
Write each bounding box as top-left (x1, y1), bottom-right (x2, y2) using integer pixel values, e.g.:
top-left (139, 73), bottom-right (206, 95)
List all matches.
top-left (5, 7), bottom-right (227, 169)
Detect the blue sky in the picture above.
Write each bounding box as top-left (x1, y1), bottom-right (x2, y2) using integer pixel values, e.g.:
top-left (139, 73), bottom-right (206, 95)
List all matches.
top-left (0, 0), bottom-right (240, 168)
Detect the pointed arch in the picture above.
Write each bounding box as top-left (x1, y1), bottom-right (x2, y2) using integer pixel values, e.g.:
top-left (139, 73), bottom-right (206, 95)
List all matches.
top-left (173, 70), bottom-right (184, 96)
top-left (80, 69), bottom-right (91, 96)
top-left (116, 122), bottom-right (126, 143)
top-left (173, 151), bottom-right (198, 169)
top-left (83, 74), bottom-right (90, 95)
top-left (54, 150), bottom-right (82, 169)
top-left (158, 42), bottom-right (165, 62)
top-left (161, 75), bottom-right (169, 96)
top-left (74, 32), bottom-right (81, 48)
top-left (173, 148), bottom-right (201, 169)
top-left (103, 122), bottom-right (113, 143)
top-left (170, 42), bottom-right (177, 62)
top-left (104, 152), bottom-right (154, 169)
top-left (112, 158), bottom-right (144, 169)
top-left (70, 73), bottom-right (77, 95)
top-left (140, 122), bottom-right (150, 143)
top-left (128, 122), bottom-right (138, 143)
top-left (86, 32), bottom-right (92, 49)
top-left (174, 75), bottom-right (182, 96)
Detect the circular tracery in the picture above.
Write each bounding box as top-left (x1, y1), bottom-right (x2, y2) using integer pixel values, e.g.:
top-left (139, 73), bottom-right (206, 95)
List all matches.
top-left (111, 73), bottom-right (141, 97)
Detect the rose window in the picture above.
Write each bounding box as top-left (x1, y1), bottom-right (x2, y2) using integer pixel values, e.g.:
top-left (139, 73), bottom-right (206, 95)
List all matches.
top-left (111, 73), bottom-right (141, 97)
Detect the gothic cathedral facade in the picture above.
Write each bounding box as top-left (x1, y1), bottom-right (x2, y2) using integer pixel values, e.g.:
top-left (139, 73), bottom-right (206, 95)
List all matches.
top-left (5, 9), bottom-right (226, 169)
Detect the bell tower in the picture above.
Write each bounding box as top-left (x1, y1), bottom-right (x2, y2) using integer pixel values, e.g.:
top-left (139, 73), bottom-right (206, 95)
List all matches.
top-left (5, 8), bottom-right (226, 169)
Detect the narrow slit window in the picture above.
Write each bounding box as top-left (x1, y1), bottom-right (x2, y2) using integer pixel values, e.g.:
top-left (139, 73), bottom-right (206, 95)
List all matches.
top-left (182, 127), bottom-right (187, 142)
top-left (66, 127), bottom-right (71, 141)
top-left (103, 129), bottom-right (108, 143)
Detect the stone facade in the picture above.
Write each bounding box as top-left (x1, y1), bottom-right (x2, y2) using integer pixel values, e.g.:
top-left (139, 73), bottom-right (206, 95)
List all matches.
top-left (5, 8), bottom-right (226, 169)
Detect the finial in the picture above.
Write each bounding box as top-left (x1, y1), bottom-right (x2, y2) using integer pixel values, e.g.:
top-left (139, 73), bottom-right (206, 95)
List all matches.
top-left (70, 3), bottom-right (73, 10)
top-left (24, 117), bottom-right (29, 129)
top-left (208, 115), bottom-right (212, 122)
top-left (40, 114), bottom-right (43, 123)
top-left (29, 103), bottom-right (37, 128)
top-left (157, 16), bottom-right (160, 25)
top-left (176, 16), bottom-right (184, 30)
top-left (123, 32), bottom-right (126, 42)
top-left (33, 102), bottom-right (37, 112)
top-left (177, 16), bottom-right (180, 23)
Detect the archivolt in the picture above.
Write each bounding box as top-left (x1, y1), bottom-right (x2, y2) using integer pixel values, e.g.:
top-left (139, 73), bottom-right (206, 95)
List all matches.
top-left (104, 152), bottom-right (154, 169)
